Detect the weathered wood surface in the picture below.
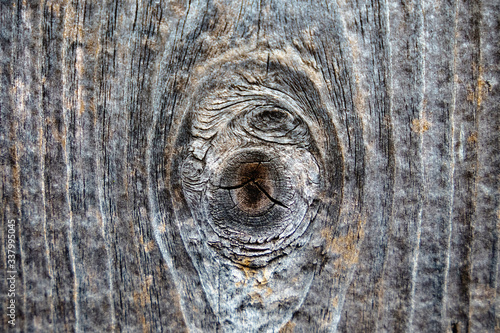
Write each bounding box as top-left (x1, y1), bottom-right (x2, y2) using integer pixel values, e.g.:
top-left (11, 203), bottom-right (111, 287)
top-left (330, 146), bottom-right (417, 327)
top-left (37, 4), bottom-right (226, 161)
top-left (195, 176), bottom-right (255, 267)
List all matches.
top-left (1, 0), bottom-right (499, 332)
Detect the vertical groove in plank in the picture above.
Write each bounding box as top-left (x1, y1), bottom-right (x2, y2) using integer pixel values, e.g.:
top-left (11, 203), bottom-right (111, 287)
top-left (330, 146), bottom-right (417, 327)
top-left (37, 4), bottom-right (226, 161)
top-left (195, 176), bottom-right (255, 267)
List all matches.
top-left (442, 0), bottom-right (460, 329)
top-left (409, 0), bottom-right (457, 331)
top-left (92, 0), bottom-right (126, 329)
top-left (61, 0), bottom-right (117, 330)
top-left (0, 20), bottom-right (15, 329)
top-left (11, 1), bottom-right (63, 331)
top-left (468, 0), bottom-right (499, 330)
top-left (378, 0), bottom-right (425, 330)
top-left (96, 0), bottom-right (119, 327)
top-left (125, 1), bottom-right (189, 330)
top-left (0, 0), bottom-right (15, 323)
top-left (408, 0), bottom-right (426, 330)
top-left (10, 2), bottom-right (26, 331)
top-left (38, 0), bottom-right (56, 330)
top-left (39, 2), bottom-right (57, 331)
top-left (61, 1), bottom-right (80, 330)
top-left (94, 0), bottom-right (132, 329)
top-left (0, 0), bottom-right (13, 328)
top-left (479, 3), bottom-right (500, 331)
top-left (123, 1), bottom-right (153, 329)
top-left (466, 0), bottom-right (482, 329)
top-left (40, 1), bottom-right (77, 331)
top-left (446, 0), bottom-right (482, 331)
top-left (374, 0), bottom-right (397, 330)
top-left (92, 0), bottom-right (117, 329)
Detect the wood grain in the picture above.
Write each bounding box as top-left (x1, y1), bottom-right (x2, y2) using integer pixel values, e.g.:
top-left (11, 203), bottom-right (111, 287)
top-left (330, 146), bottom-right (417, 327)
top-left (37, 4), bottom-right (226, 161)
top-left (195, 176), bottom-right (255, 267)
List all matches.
top-left (1, 0), bottom-right (498, 332)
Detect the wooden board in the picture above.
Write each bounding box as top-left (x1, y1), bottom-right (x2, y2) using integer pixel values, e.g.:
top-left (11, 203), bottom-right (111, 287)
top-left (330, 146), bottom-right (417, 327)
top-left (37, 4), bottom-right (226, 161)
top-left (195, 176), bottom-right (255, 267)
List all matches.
top-left (1, 0), bottom-right (498, 331)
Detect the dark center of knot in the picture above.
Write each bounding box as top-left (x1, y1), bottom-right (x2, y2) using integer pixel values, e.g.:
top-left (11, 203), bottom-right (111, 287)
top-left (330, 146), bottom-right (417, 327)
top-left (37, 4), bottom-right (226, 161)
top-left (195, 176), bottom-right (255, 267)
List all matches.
top-left (220, 162), bottom-right (287, 215)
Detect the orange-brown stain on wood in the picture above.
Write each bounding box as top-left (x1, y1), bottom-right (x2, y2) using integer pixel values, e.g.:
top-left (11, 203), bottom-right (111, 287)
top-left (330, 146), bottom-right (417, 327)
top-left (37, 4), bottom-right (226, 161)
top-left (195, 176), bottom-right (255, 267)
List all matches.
top-left (467, 132), bottom-right (478, 144)
top-left (321, 219), bottom-right (366, 270)
top-left (249, 292), bottom-right (264, 305)
top-left (411, 118), bottom-right (431, 133)
top-left (10, 144), bottom-right (22, 211)
top-left (47, 2), bottom-right (61, 16)
top-left (253, 268), bottom-right (273, 298)
top-left (248, 284), bottom-right (273, 304)
top-left (476, 66), bottom-right (491, 108)
top-left (254, 268), bottom-right (270, 288)
top-left (279, 320), bottom-right (296, 333)
top-left (145, 275), bottom-right (154, 289)
top-left (62, 2), bottom-right (82, 42)
top-left (157, 223), bottom-right (166, 233)
top-left (138, 235), bottom-right (156, 253)
top-left (466, 65), bottom-right (491, 107)
top-left (133, 275), bottom-right (155, 333)
top-left (144, 240), bottom-right (155, 253)
top-left (331, 295), bottom-right (339, 309)
top-left (467, 85), bottom-right (475, 102)
top-left (235, 259), bottom-right (258, 287)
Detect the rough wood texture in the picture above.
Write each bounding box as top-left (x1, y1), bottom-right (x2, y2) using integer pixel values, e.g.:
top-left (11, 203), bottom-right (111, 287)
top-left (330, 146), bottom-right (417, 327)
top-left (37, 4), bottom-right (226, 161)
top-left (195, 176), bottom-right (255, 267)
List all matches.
top-left (1, 0), bottom-right (498, 332)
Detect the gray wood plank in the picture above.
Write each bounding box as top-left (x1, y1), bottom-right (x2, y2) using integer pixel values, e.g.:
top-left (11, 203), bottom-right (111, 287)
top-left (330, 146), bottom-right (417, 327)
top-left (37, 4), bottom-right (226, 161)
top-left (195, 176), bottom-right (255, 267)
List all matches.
top-left (1, 0), bottom-right (498, 332)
